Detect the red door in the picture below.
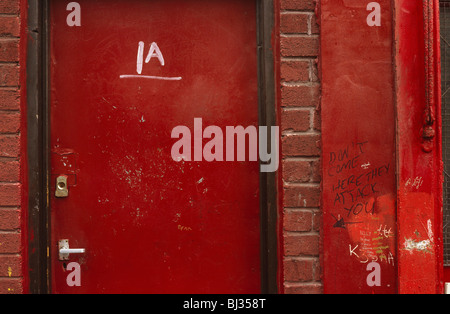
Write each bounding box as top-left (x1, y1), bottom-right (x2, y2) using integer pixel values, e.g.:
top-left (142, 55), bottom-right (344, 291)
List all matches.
top-left (49, 0), bottom-right (261, 293)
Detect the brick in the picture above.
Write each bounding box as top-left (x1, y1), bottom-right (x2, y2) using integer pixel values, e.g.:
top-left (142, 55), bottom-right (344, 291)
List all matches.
top-left (0, 135), bottom-right (20, 157)
top-left (313, 257), bottom-right (321, 281)
top-left (284, 258), bottom-right (314, 281)
top-left (0, 0), bottom-right (20, 15)
top-left (0, 183), bottom-right (20, 206)
top-left (284, 234), bottom-right (319, 256)
top-left (284, 210), bottom-right (312, 232)
top-left (281, 109), bottom-right (310, 132)
top-left (0, 255), bottom-right (21, 277)
top-left (281, 85), bottom-right (320, 107)
top-left (0, 232), bottom-right (21, 253)
top-left (281, 60), bottom-right (309, 82)
top-left (312, 210), bottom-right (320, 232)
top-left (281, 13), bottom-right (309, 34)
top-left (311, 58), bottom-right (320, 82)
top-left (313, 109), bottom-right (321, 131)
top-left (311, 13), bottom-right (320, 34)
top-left (284, 283), bottom-right (323, 294)
top-left (0, 16), bottom-right (20, 37)
top-left (281, 36), bottom-right (319, 57)
top-left (0, 160), bottom-right (19, 182)
top-left (0, 89), bottom-right (20, 110)
top-left (0, 278), bottom-right (23, 294)
top-left (280, 0), bottom-right (316, 11)
top-left (0, 209), bottom-right (20, 230)
top-left (282, 134), bottom-right (321, 157)
top-left (0, 111), bottom-right (20, 133)
top-left (0, 64), bottom-right (19, 87)
top-left (282, 159), bottom-right (311, 182)
top-left (0, 39), bottom-right (19, 62)
top-left (284, 185), bottom-right (320, 208)
top-left (311, 159), bottom-right (321, 182)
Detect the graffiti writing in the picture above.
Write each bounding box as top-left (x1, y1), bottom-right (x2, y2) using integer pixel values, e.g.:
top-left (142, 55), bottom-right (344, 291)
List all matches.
top-left (328, 140), bottom-right (396, 267)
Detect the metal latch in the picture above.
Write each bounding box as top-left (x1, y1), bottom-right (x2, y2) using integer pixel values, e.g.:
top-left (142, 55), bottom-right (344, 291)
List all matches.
top-left (55, 175), bottom-right (69, 198)
top-left (58, 239), bottom-right (85, 261)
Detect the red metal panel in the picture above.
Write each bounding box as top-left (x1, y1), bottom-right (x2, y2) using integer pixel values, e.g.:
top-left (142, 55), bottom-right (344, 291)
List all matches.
top-left (49, 0), bottom-right (261, 293)
top-left (321, 0), bottom-right (397, 293)
top-left (394, 0), bottom-right (443, 294)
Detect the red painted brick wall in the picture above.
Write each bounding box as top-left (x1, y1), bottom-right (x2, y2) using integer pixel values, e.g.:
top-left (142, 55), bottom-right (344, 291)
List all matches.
top-left (0, 0), bottom-right (23, 294)
top-left (0, 0), bottom-right (323, 294)
top-left (279, 0), bottom-right (322, 294)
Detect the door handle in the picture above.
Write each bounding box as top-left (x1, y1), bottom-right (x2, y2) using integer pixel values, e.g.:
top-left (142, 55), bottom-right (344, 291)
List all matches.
top-left (58, 239), bottom-right (85, 261)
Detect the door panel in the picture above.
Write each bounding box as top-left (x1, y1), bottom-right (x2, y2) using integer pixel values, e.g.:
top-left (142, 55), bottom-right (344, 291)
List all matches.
top-left (321, 0), bottom-right (397, 293)
top-left (50, 0), bottom-right (260, 293)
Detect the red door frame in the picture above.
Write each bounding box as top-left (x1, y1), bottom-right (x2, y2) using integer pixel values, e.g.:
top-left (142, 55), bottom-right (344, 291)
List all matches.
top-left (321, 0), bottom-right (444, 294)
top-left (25, 0), bottom-right (281, 294)
top-left (320, 0), bottom-right (398, 294)
top-left (394, 0), bottom-right (444, 294)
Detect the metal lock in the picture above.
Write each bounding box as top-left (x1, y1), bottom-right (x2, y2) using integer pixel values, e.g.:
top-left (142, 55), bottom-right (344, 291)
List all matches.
top-left (55, 175), bottom-right (69, 198)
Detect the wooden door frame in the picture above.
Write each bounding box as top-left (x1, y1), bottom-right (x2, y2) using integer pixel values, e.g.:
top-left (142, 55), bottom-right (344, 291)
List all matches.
top-left (26, 0), bottom-right (279, 294)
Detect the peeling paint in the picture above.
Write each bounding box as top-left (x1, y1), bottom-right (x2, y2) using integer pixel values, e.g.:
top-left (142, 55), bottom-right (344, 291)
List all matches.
top-left (403, 238), bottom-right (432, 253)
top-left (178, 225), bottom-right (193, 232)
top-left (426, 219), bottom-right (434, 242)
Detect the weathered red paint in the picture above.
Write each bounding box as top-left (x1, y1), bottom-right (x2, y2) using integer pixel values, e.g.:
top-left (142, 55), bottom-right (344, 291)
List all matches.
top-left (49, 0), bottom-right (262, 293)
top-left (321, 0), bottom-right (444, 294)
top-left (321, 0), bottom-right (397, 293)
top-left (394, 0), bottom-right (443, 294)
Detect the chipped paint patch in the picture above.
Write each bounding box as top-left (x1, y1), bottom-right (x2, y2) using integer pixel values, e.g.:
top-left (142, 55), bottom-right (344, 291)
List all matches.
top-left (178, 225), bottom-right (193, 232)
top-left (426, 219), bottom-right (434, 242)
top-left (403, 238), bottom-right (432, 253)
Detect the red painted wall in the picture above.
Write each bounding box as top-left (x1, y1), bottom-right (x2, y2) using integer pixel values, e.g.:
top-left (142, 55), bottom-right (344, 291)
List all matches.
top-left (0, 0), bottom-right (321, 294)
top-left (3, 0), bottom-right (443, 295)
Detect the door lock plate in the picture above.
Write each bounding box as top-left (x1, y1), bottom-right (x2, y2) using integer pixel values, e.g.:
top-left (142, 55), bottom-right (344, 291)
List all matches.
top-left (55, 175), bottom-right (69, 198)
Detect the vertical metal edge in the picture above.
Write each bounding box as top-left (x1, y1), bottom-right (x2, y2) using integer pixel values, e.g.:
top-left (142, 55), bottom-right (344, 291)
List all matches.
top-left (27, 0), bottom-right (49, 294)
top-left (391, 0), bottom-right (400, 295)
top-left (257, 0), bottom-right (278, 294)
top-left (43, 0), bottom-right (51, 294)
top-left (433, 0), bottom-right (444, 294)
top-left (26, 0), bottom-right (41, 293)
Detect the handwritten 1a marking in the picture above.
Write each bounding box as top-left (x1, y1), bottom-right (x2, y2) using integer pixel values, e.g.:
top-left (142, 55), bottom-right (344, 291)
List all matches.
top-left (120, 41), bottom-right (182, 81)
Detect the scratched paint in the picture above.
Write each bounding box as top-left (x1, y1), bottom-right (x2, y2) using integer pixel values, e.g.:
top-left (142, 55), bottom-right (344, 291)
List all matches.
top-left (49, 0), bottom-right (261, 293)
top-left (321, 0), bottom-right (397, 293)
top-left (394, 0), bottom-right (443, 293)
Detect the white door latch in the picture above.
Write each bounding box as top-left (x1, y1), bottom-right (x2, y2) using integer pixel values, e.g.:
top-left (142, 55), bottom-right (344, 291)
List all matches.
top-left (58, 239), bottom-right (85, 261)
